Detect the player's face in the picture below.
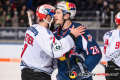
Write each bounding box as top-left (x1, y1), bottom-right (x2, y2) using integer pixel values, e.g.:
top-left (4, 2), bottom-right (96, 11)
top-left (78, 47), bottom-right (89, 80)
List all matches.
top-left (47, 15), bottom-right (52, 22)
top-left (54, 9), bottom-right (64, 25)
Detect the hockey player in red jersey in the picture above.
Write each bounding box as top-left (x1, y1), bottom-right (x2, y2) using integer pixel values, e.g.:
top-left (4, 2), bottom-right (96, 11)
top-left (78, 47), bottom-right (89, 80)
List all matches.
top-left (103, 12), bottom-right (120, 80)
top-left (20, 4), bottom-right (86, 80)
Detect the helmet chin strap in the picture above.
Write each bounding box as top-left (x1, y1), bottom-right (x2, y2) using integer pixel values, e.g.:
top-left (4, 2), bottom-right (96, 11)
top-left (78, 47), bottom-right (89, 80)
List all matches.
top-left (58, 18), bottom-right (66, 35)
top-left (58, 13), bottom-right (70, 35)
top-left (61, 15), bottom-right (70, 29)
top-left (43, 18), bottom-right (53, 29)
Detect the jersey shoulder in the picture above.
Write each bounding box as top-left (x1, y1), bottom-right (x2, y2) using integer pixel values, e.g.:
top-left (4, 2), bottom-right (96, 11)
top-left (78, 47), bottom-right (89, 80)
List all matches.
top-left (72, 22), bottom-right (83, 28)
top-left (31, 24), bottom-right (53, 37)
top-left (104, 29), bottom-right (116, 38)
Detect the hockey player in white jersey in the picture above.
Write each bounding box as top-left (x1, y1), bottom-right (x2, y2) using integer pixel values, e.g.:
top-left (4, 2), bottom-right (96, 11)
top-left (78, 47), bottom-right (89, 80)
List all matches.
top-left (20, 4), bottom-right (86, 80)
top-left (103, 12), bottom-right (120, 80)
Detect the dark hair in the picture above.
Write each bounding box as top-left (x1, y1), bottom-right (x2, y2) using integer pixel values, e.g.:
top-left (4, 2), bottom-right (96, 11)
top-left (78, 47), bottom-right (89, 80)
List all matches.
top-left (39, 20), bottom-right (44, 22)
top-left (66, 12), bottom-right (71, 20)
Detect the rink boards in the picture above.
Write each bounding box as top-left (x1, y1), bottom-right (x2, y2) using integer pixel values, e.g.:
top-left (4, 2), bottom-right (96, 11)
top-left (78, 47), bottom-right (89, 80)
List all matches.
top-left (0, 44), bottom-right (106, 80)
top-left (0, 44), bottom-right (106, 64)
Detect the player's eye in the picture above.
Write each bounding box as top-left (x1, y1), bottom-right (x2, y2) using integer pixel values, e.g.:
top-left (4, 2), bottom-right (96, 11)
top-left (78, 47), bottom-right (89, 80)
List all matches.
top-left (57, 12), bottom-right (60, 14)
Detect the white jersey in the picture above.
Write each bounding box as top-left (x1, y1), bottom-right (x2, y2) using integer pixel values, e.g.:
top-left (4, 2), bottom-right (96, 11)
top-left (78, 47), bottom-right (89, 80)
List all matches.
top-left (20, 24), bottom-right (75, 75)
top-left (103, 28), bottom-right (120, 67)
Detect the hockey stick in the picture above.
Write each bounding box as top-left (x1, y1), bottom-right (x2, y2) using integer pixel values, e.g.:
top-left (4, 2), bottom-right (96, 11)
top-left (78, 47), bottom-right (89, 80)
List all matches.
top-left (27, 10), bottom-right (32, 27)
top-left (99, 61), bottom-right (106, 68)
top-left (65, 50), bottom-right (72, 69)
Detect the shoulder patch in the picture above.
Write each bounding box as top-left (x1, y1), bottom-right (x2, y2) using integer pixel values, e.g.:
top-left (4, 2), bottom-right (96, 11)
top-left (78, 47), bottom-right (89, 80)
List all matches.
top-left (87, 34), bottom-right (92, 42)
top-left (106, 31), bottom-right (112, 37)
top-left (53, 41), bottom-right (63, 51)
top-left (28, 27), bottom-right (38, 36)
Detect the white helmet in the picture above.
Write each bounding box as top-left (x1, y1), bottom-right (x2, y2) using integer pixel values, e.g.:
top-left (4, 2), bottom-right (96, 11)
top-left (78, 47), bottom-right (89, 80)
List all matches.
top-left (56, 1), bottom-right (76, 19)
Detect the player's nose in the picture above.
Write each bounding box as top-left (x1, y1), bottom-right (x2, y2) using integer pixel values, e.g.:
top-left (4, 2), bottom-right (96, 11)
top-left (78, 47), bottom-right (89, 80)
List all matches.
top-left (53, 13), bottom-right (57, 18)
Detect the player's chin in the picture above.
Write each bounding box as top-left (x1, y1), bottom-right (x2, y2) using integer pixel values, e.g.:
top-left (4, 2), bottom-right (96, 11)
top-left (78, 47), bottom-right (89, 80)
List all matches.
top-left (55, 21), bottom-right (60, 25)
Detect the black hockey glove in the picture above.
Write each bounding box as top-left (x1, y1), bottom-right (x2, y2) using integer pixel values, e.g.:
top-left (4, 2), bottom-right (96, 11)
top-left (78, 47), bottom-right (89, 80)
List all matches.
top-left (76, 52), bottom-right (86, 63)
top-left (65, 62), bottom-right (90, 80)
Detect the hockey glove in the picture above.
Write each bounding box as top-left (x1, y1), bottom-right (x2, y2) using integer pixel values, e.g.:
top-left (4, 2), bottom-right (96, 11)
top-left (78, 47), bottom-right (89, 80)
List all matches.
top-left (76, 52), bottom-right (86, 63)
top-left (65, 62), bottom-right (90, 80)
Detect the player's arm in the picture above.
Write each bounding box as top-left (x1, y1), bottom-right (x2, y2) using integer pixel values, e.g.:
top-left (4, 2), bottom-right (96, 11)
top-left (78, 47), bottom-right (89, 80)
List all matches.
top-left (40, 33), bottom-right (76, 58)
top-left (75, 29), bottom-right (101, 55)
top-left (85, 30), bottom-right (101, 55)
top-left (103, 33), bottom-right (109, 54)
top-left (38, 25), bottom-right (84, 58)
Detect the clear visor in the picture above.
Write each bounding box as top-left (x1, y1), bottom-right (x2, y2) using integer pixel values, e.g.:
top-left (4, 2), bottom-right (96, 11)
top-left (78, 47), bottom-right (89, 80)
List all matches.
top-left (46, 9), bottom-right (55, 18)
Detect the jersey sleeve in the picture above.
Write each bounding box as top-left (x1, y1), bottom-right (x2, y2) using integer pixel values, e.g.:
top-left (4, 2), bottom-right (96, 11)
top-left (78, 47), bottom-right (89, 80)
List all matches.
top-left (103, 33), bottom-right (108, 54)
top-left (76, 29), bottom-right (102, 56)
top-left (37, 29), bottom-right (75, 58)
top-left (103, 31), bottom-right (111, 55)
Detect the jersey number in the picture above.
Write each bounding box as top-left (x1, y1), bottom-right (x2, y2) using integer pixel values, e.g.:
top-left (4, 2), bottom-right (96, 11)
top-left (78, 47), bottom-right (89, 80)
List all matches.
top-left (103, 39), bottom-right (109, 54)
top-left (105, 39), bottom-right (108, 46)
top-left (21, 44), bottom-right (28, 58)
top-left (90, 46), bottom-right (100, 55)
top-left (115, 41), bottom-right (120, 49)
top-left (21, 33), bottom-right (34, 58)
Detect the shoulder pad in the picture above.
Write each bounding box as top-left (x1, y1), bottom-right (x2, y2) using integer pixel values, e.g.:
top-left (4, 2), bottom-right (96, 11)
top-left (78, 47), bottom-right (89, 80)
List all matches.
top-left (72, 22), bottom-right (83, 28)
top-left (105, 31), bottom-right (112, 37)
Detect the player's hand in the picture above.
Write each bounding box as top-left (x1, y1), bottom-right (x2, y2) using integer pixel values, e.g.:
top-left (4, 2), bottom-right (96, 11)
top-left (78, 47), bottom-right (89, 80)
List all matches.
top-left (65, 62), bottom-right (90, 80)
top-left (70, 25), bottom-right (86, 37)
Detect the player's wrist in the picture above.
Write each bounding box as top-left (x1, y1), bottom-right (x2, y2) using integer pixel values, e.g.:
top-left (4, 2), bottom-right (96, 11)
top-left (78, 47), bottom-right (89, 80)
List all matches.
top-left (69, 33), bottom-right (78, 43)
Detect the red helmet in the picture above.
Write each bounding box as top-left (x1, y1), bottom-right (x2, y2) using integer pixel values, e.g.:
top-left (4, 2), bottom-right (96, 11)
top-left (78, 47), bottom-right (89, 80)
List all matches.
top-left (115, 12), bottom-right (120, 25)
top-left (36, 4), bottom-right (55, 20)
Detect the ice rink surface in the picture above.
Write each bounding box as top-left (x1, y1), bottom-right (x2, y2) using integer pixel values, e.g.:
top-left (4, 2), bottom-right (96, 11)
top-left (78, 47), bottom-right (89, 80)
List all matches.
top-left (0, 62), bottom-right (106, 80)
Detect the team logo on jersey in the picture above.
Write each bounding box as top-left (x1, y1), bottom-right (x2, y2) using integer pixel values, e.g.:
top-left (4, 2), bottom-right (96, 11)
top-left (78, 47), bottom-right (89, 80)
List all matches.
top-left (53, 42), bottom-right (63, 51)
top-left (69, 71), bottom-right (77, 79)
top-left (59, 47), bottom-right (78, 61)
top-left (87, 34), bottom-right (92, 42)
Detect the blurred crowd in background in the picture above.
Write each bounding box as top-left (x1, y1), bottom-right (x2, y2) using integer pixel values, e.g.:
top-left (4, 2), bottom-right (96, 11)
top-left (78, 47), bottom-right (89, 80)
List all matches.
top-left (0, 0), bottom-right (120, 27)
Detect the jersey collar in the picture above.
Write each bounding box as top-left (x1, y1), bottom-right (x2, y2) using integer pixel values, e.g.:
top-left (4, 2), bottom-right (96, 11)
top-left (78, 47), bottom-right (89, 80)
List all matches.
top-left (57, 22), bottom-right (74, 37)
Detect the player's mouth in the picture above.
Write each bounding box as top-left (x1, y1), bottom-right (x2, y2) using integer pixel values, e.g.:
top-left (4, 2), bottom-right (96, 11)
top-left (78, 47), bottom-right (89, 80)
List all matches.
top-left (55, 19), bottom-right (58, 22)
